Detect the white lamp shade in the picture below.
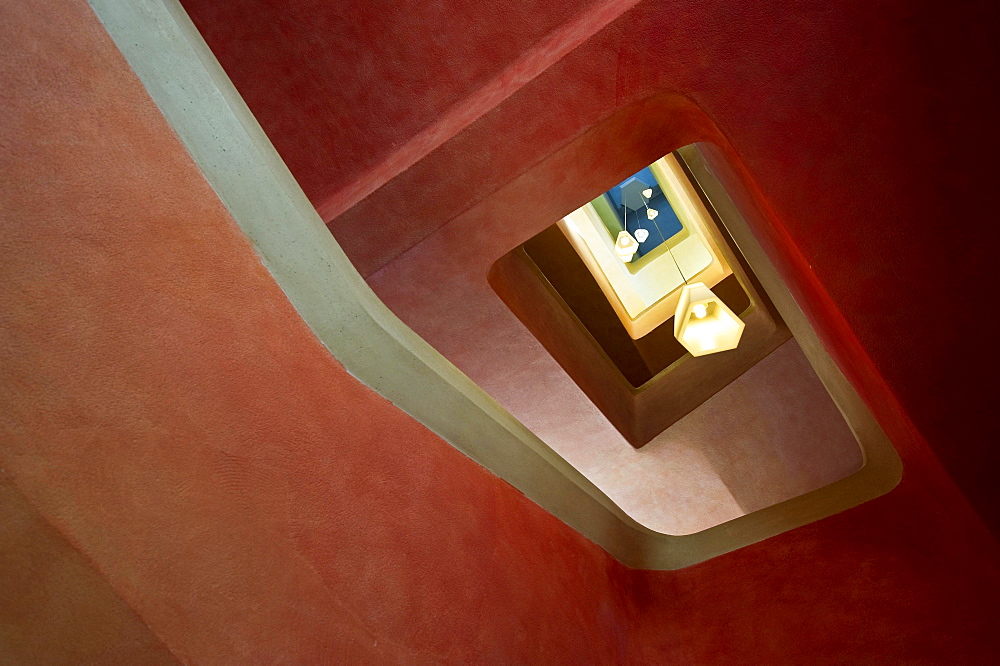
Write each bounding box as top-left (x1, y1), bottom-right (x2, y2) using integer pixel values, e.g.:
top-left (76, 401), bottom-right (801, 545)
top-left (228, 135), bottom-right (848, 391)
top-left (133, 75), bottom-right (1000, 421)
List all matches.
top-left (615, 231), bottom-right (638, 262)
top-left (673, 282), bottom-right (745, 356)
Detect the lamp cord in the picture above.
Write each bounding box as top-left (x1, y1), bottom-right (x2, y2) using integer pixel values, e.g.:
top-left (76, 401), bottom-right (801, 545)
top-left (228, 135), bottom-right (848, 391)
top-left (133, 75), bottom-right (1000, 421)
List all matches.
top-left (641, 188), bottom-right (688, 285)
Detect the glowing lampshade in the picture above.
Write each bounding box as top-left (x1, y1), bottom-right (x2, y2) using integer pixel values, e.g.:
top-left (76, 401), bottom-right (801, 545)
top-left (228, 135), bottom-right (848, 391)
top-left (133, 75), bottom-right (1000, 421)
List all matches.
top-left (615, 231), bottom-right (639, 262)
top-left (673, 282), bottom-right (745, 356)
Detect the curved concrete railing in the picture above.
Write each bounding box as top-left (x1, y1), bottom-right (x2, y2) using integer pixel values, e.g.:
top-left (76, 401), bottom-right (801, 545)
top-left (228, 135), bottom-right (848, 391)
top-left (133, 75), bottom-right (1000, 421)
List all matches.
top-left (88, 0), bottom-right (901, 569)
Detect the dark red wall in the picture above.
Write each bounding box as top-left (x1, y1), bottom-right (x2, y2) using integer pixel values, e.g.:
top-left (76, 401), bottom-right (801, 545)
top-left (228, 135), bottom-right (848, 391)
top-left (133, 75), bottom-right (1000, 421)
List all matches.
top-left (1, 0), bottom-right (998, 662)
top-left (178, 0), bottom-right (626, 221)
top-left (181, 0), bottom-right (1000, 536)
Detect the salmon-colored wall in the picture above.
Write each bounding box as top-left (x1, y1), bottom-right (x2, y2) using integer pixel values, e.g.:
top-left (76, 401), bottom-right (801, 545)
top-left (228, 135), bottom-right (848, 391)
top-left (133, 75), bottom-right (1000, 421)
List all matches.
top-left (0, 478), bottom-right (177, 664)
top-left (0, 2), bottom-right (630, 662)
top-left (1, 0), bottom-right (999, 663)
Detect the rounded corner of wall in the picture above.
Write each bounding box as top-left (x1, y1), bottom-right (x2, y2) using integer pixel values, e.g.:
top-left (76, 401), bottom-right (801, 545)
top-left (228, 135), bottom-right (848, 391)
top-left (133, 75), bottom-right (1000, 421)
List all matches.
top-left (98, 1), bottom-right (917, 573)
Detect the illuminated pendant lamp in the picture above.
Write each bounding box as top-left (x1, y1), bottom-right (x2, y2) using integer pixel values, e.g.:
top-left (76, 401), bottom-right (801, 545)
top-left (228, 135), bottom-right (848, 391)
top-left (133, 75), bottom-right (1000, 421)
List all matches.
top-left (637, 187), bottom-right (745, 356)
top-left (615, 231), bottom-right (639, 262)
top-left (673, 282), bottom-right (745, 356)
top-left (617, 188), bottom-right (645, 262)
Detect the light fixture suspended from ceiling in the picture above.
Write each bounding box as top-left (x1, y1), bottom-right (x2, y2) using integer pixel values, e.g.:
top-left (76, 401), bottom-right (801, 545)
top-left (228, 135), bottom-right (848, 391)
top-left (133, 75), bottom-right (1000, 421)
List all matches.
top-left (615, 230), bottom-right (638, 262)
top-left (617, 170), bottom-right (745, 356)
top-left (620, 185), bottom-right (655, 261)
top-left (673, 282), bottom-right (745, 356)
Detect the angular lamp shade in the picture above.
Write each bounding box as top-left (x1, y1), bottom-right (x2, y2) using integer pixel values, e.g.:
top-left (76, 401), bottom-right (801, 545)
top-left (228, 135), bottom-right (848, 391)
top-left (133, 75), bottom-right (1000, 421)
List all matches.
top-left (673, 282), bottom-right (745, 356)
top-left (615, 231), bottom-right (639, 263)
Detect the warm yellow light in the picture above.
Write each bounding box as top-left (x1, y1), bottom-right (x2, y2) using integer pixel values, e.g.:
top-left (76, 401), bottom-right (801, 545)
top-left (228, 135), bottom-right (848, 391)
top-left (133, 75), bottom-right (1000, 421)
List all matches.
top-left (615, 231), bottom-right (638, 263)
top-left (674, 282), bottom-right (745, 356)
top-left (641, 188), bottom-right (653, 199)
top-left (646, 208), bottom-right (658, 220)
top-left (556, 154), bottom-right (736, 340)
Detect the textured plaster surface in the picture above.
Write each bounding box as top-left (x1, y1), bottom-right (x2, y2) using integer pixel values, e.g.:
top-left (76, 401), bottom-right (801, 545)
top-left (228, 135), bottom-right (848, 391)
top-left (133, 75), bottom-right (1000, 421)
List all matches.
top-left (176, 0), bottom-right (641, 224)
top-left (367, 158), bottom-right (862, 532)
top-left (183, 0), bottom-right (1000, 538)
top-left (0, 478), bottom-right (178, 664)
top-left (0, 2), bottom-right (630, 662)
top-left (1, 0), bottom-right (999, 663)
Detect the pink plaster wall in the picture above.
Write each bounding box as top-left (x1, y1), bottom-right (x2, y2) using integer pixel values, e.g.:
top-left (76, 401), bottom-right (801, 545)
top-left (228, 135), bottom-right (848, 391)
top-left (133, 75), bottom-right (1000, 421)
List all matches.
top-left (367, 181), bottom-right (862, 532)
top-left (361, 97), bottom-right (862, 532)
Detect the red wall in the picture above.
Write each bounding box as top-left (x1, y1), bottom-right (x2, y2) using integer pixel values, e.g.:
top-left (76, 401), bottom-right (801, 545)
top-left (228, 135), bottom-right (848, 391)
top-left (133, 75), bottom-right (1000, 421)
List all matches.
top-left (0, 2), bottom-right (629, 662)
top-left (178, 0), bottom-right (633, 222)
top-left (0, 478), bottom-right (176, 663)
top-left (1, 0), bottom-right (998, 663)
top-left (181, 0), bottom-right (1000, 536)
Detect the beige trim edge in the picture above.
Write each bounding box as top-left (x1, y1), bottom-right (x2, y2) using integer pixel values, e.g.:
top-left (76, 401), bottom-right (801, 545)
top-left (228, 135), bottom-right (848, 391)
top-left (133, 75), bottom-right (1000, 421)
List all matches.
top-left (87, 0), bottom-right (902, 570)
